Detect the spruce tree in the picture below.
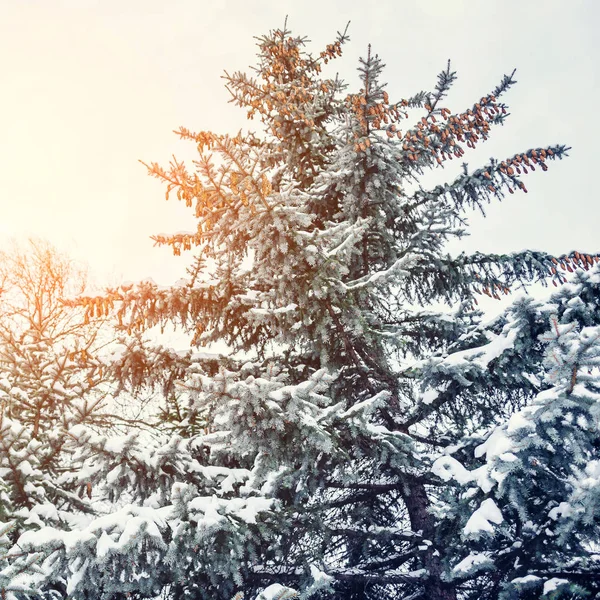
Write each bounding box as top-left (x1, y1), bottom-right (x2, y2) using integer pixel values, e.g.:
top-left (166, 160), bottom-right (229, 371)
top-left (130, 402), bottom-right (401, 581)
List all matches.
top-left (0, 241), bottom-right (108, 522)
top-left (0, 240), bottom-right (122, 599)
top-left (433, 268), bottom-right (600, 599)
top-left (11, 24), bottom-right (600, 600)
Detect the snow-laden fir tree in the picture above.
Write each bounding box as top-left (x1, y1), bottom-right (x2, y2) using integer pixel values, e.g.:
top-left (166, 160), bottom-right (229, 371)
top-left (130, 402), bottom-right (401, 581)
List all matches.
top-left (0, 240), bottom-right (144, 600)
top-left (0, 243), bottom-right (277, 600)
top-left (0, 240), bottom-right (109, 522)
top-left (10, 24), bottom-right (600, 600)
top-left (432, 267), bottom-right (600, 599)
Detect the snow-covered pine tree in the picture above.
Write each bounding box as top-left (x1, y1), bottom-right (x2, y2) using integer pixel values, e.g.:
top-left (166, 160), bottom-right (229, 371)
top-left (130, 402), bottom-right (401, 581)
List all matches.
top-left (27, 24), bottom-right (599, 600)
top-left (0, 243), bottom-right (276, 600)
top-left (0, 240), bottom-right (121, 598)
top-left (0, 240), bottom-right (110, 519)
top-left (432, 267), bottom-right (600, 599)
top-left (0, 516), bottom-right (51, 600)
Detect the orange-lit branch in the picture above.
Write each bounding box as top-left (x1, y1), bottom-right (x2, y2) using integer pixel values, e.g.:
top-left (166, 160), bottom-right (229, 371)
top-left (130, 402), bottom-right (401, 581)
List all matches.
top-left (68, 280), bottom-right (222, 337)
top-left (142, 132), bottom-right (275, 248)
top-left (477, 145), bottom-right (566, 196)
top-left (347, 91), bottom-right (410, 148)
top-left (173, 129), bottom-right (271, 208)
top-left (151, 232), bottom-right (205, 256)
top-left (349, 88), bottom-right (512, 170)
top-left (398, 93), bottom-right (508, 167)
top-left (224, 26), bottom-right (347, 132)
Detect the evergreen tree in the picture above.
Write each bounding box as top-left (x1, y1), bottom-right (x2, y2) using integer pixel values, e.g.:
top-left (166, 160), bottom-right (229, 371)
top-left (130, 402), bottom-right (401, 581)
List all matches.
top-left (0, 240), bottom-right (109, 523)
top-left (10, 25), bottom-right (600, 600)
top-left (0, 240), bottom-right (125, 599)
top-left (433, 268), bottom-right (600, 599)
top-left (1, 518), bottom-right (47, 600)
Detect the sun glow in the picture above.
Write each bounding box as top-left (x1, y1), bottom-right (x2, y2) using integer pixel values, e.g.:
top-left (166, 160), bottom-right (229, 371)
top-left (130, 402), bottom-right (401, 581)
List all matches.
top-left (0, 3), bottom-right (192, 284)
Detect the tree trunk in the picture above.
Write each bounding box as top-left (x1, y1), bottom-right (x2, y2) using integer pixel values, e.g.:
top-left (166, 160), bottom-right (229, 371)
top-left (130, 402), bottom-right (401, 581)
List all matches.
top-left (403, 477), bottom-right (456, 600)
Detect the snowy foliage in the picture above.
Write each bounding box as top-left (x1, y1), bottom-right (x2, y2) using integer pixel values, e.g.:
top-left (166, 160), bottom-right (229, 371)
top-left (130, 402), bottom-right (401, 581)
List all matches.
top-left (3, 25), bottom-right (599, 600)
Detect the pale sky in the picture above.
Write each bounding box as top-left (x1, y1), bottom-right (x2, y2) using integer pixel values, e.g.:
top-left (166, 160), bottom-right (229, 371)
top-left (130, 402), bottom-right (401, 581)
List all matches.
top-left (0, 0), bottom-right (598, 292)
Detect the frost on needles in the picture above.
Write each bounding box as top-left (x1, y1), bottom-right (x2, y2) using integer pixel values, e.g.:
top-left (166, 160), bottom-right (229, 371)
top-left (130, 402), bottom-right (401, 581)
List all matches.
top-left (4, 24), bottom-right (600, 600)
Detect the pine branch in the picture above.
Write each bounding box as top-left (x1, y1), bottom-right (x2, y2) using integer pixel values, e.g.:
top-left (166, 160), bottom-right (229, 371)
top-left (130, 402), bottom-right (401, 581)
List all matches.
top-left (425, 59), bottom-right (457, 117)
top-left (249, 567), bottom-right (424, 586)
top-left (396, 249), bottom-right (599, 307)
top-left (401, 144), bottom-right (570, 217)
top-left (327, 527), bottom-right (422, 543)
top-left (396, 85), bottom-right (514, 173)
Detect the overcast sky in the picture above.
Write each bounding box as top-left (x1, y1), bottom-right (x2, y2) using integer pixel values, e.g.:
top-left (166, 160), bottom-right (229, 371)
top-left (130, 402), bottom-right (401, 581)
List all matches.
top-left (0, 0), bottom-right (598, 296)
